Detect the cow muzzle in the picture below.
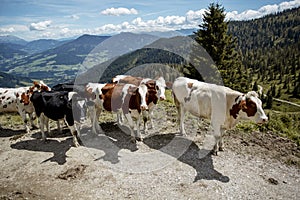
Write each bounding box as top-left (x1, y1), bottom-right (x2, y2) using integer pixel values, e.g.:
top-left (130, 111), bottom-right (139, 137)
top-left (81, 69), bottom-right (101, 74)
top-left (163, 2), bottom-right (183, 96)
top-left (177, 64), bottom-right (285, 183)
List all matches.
top-left (160, 96), bottom-right (166, 101)
top-left (257, 117), bottom-right (268, 125)
top-left (140, 105), bottom-right (148, 111)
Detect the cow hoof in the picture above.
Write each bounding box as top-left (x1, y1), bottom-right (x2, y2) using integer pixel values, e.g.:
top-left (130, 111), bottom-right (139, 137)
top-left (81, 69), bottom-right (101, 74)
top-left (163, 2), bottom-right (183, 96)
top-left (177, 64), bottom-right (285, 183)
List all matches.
top-left (32, 125), bottom-right (39, 130)
top-left (130, 137), bottom-right (136, 143)
top-left (211, 149), bottom-right (218, 156)
top-left (73, 142), bottom-right (80, 147)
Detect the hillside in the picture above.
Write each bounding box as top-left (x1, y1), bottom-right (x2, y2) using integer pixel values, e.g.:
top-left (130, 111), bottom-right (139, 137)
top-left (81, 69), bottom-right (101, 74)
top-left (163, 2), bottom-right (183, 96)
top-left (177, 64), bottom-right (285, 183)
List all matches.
top-left (0, 43), bottom-right (27, 60)
top-left (23, 39), bottom-right (68, 54)
top-left (228, 7), bottom-right (300, 101)
top-left (0, 35), bottom-right (110, 85)
top-left (0, 71), bottom-right (32, 87)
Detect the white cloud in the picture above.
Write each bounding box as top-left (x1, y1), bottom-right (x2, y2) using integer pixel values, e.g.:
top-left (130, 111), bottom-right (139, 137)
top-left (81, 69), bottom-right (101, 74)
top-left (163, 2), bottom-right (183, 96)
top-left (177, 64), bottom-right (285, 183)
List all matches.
top-left (0, 25), bottom-right (29, 34)
top-left (8, 0), bottom-right (299, 40)
top-left (226, 0), bottom-right (300, 20)
top-left (101, 7), bottom-right (138, 16)
top-left (0, 27), bottom-right (15, 33)
top-left (30, 20), bottom-right (52, 31)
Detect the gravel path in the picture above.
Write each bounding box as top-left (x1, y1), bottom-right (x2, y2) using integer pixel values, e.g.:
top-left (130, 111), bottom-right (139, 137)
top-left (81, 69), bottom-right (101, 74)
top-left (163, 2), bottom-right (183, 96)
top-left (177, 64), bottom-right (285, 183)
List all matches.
top-left (0, 104), bottom-right (299, 199)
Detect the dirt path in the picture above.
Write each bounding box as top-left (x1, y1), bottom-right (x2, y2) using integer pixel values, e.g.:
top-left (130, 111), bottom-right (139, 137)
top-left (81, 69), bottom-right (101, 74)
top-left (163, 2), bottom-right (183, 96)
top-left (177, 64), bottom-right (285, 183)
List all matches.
top-left (0, 106), bottom-right (299, 199)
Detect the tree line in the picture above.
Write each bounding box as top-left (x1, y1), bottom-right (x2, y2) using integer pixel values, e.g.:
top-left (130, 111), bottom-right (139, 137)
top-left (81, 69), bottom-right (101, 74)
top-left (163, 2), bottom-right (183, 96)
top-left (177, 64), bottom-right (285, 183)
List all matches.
top-left (194, 4), bottom-right (299, 108)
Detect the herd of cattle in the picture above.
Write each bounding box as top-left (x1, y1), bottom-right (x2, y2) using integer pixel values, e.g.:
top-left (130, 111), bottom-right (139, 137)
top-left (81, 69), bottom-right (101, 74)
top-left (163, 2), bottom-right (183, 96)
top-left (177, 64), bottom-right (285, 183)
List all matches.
top-left (0, 76), bottom-right (268, 155)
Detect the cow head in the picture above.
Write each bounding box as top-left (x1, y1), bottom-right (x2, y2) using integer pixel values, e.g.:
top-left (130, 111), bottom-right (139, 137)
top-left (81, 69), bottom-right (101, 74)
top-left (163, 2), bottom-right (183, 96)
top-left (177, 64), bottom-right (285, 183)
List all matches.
top-left (138, 84), bottom-right (149, 111)
top-left (29, 81), bottom-right (51, 93)
top-left (230, 91), bottom-right (268, 124)
top-left (155, 77), bottom-right (167, 101)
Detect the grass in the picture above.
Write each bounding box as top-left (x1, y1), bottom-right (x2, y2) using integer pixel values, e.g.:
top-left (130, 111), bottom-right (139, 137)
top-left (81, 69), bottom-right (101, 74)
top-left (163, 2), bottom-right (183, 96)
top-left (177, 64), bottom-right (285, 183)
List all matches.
top-left (237, 110), bottom-right (300, 146)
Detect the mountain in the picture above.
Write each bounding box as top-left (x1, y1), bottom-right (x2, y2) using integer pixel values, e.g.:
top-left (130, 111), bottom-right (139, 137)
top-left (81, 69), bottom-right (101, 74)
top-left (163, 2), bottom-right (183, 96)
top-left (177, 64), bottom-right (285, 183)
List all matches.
top-left (0, 35), bottom-right (27, 45)
top-left (22, 39), bottom-right (68, 54)
top-left (1, 8), bottom-right (299, 91)
top-left (77, 36), bottom-right (213, 84)
top-left (0, 43), bottom-right (27, 60)
top-left (0, 34), bottom-right (110, 85)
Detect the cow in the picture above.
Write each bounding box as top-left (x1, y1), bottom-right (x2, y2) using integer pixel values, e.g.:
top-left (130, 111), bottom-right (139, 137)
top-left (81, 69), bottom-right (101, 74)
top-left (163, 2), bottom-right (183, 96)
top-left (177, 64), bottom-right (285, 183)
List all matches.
top-left (30, 90), bottom-right (82, 147)
top-left (112, 75), bottom-right (166, 131)
top-left (52, 82), bottom-right (89, 126)
top-left (85, 82), bottom-right (107, 134)
top-left (172, 77), bottom-right (268, 155)
top-left (0, 81), bottom-right (51, 133)
top-left (100, 83), bottom-right (150, 142)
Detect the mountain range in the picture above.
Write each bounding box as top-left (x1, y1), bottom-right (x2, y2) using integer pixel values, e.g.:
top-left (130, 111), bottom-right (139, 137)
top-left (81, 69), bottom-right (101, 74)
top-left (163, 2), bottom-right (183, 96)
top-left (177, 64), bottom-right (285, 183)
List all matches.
top-left (0, 7), bottom-right (299, 101)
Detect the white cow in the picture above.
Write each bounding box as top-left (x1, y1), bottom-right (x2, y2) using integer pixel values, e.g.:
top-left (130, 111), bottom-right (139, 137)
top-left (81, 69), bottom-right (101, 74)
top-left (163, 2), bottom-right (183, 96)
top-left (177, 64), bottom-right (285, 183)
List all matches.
top-left (172, 77), bottom-right (268, 155)
top-left (0, 81), bottom-right (51, 133)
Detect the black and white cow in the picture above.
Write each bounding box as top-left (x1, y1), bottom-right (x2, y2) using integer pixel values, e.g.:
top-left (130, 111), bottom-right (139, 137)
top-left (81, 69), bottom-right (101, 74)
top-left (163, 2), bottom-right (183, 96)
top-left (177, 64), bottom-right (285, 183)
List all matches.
top-left (30, 90), bottom-right (82, 147)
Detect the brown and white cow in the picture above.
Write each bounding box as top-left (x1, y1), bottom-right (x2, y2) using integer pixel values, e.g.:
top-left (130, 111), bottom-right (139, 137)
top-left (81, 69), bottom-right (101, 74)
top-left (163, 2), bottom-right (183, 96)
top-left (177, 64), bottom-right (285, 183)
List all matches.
top-left (100, 83), bottom-right (150, 141)
top-left (112, 75), bottom-right (166, 131)
top-left (0, 81), bottom-right (51, 133)
top-left (172, 77), bottom-right (268, 155)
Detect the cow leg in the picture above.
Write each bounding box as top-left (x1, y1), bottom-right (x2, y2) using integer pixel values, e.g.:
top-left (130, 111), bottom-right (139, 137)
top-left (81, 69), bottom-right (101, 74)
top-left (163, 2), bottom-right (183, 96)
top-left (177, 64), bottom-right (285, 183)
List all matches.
top-left (29, 112), bottom-right (38, 129)
top-left (68, 124), bottom-right (81, 147)
top-left (179, 105), bottom-right (187, 136)
top-left (218, 128), bottom-right (226, 151)
top-left (135, 113), bottom-right (142, 141)
top-left (141, 110), bottom-right (148, 133)
top-left (124, 113), bottom-right (136, 142)
top-left (116, 113), bottom-right (124, 125)
top-left (39, 114), bottom-right (46, 141)
top-left (56, 120), bottom-right (60, 133)
top-left (212, 125), bottom-right (222, 155)
top-left (17, 107), bottom-right (31, 133)
top-left (45, 117), bottom-right (50, 136)
top-left (148, 106), bottom-right (155, 129)
top-left (174, 93), bottom-right (186, 136)
top-left (90, 106), bottom-right (103, 134)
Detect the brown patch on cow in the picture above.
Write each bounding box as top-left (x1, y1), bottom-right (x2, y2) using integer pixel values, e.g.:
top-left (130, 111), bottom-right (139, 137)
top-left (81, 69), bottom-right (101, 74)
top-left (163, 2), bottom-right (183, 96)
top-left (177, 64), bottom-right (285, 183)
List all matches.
top-left (101, 83), bottom-right (120, 112)
top-left (187, 82), bottom-right (193, 89)
top-left (20, 92), bottom-right (30, 105)
top-left (242, 98), bottom-right (257, 117)
top-left (126, 85), bottom-right (141, 114)
top-left (119, 76), bottom-right (143, 86)
top-left (142, 80), bottom-right (158, 105)
top-left (230, 99), bottom-right (246, 119)
top-left (40, 85), bottom-right (50, 91)
top-left (230, 97), bottom-right (258, 119)
top-left (101, 83), bottom-right (142, 114)
top-left (4, 90), bottom-right (8, 93)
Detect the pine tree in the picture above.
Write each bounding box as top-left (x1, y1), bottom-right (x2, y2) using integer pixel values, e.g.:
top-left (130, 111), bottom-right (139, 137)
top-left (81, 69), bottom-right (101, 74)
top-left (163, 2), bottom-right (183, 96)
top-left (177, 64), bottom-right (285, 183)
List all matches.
top-left (194, 3), bottom-right (247, 91)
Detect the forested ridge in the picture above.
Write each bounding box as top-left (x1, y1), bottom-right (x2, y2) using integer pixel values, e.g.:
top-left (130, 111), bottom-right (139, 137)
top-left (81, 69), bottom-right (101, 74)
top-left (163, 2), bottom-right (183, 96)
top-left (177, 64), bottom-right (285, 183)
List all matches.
top-left (228, 7), bottom-right (300, 100)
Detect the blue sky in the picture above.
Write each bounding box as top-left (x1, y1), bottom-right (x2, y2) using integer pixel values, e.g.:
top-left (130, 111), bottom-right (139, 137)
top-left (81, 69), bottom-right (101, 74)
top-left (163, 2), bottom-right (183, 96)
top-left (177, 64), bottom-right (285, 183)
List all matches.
top-left (0, 0), bottom-right (299, 40)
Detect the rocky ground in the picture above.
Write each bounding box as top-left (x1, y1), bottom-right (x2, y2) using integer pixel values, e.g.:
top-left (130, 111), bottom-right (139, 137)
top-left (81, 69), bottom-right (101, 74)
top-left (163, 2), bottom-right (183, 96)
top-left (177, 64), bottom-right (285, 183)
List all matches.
top-left (0, 103), bottom-right (299, 200)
